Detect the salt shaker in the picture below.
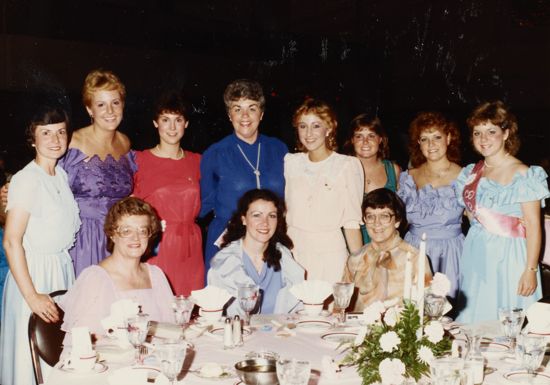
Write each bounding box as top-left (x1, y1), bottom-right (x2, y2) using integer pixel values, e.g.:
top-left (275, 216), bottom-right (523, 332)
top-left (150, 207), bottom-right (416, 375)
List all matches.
top-left (223, 317), bottom-right (233, 349)
top-left (233, 315), bottom-right (243, 346)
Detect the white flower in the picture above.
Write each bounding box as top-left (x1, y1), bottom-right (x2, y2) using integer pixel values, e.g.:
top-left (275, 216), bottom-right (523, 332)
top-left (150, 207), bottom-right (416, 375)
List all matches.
top-left (380, 331), bottom-right (401, 352)
top-left (363, 301), bottom-right (385, 325)
top-left (418, 345), bottom-right (434, 363)
top-left (430, 273), bottom-right (451, 297)
top-left (379, 358), bottom-right (406, 385)
top-left (383, 306), bottom-right (400, 327)
top-left (424, 321), bottom-right (444, 344)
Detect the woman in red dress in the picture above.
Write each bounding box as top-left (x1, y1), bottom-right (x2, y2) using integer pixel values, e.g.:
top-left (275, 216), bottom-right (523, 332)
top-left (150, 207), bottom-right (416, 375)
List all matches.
top-left (133, 92), bottom-right (203, 295)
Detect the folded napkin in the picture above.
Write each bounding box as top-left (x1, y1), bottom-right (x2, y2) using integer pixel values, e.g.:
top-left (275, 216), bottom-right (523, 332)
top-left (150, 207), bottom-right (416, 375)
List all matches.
top-left (526, 302), bottom-right (550, 333)
top-left (107, 366), bottom-right (170, 385)
top-left (100, 299), bottom-right (140, 348)
top-left (148, 321), bottom-right (183, 340)
top-left (289, 280), bottom-right (333, 304)
top-left (190, 286), bottom-right (231, 310)
top-left (70, 326), bottom-right (94, 356)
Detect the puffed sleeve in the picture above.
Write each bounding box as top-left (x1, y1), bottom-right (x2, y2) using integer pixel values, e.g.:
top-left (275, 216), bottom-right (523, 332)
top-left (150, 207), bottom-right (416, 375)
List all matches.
top-left (502, 166), bottom-right (550, 206)
top-left (58, 266), bottom-right (115, 336)
top-left (199, 145), bottom-right (218, 218)
top-left (6, 168), bottom-right (40, 216)
top-left (341, 156), bottom-right (365, 229)
top-left (58, 148), bottom-right (88, 187)
top-left (148, 264), bottom-right (175, 323)
top-left (452, 164), bottom-right (475, 208)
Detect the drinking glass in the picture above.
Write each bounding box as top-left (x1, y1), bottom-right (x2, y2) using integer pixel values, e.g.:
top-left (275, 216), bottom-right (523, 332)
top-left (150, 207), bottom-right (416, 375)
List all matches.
top-left (126, 312), bottom-right (150, 365)
top-left (332, 282), bottom-right (354, 325)
top-left (429, 356), bottom-right (465, 385)
top-left (172, 295), bottom-right (194, 327)
top-left (424, 293), bottom-right (446, 321)
top-left (517, 334), bottom-right (546, 378)
top-left (236, 283), bottom-right (259, 325)
top-left (498, 307), bottom-right (524, 354)
top-left (155, 342), bottom-right (188, 385)
top-left (276, 358), bottom-right (311, 385)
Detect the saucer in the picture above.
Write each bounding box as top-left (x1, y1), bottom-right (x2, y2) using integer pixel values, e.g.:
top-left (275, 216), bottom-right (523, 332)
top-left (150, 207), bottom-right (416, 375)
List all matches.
top-left (320, 331), bottom-right (357, 344)
top-left (59, 362), bottom-right (108, 374)
top-left (503, 370), bottom-right (550, 384)
top-left (193, 364), bottom-right (235, 380)
top-left (295, 319), bottom-right (332, 333)
top-left (209, 326), bottom-right (252, 337)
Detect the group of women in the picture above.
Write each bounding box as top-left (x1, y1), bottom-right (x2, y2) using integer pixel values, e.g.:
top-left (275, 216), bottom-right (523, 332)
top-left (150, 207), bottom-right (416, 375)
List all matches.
top-left (0, 69), bottom-right (548, 385)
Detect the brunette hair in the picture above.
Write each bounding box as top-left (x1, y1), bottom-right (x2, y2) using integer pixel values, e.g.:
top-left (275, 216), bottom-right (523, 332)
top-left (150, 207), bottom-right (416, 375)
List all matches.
top-left (362, 188), bottom-right (408, 233)
top-left (82, 69), bottom-right (126, 108)
top-left (467, 100), bottom-right (520, 156)
top-left (221, 189), bottom-right (293, 271)
top-left (408, 111), bottom-right (461, 168)
top-left (223, 79), bottom-right (265, 112)
top-left (104, 197), bottom-right (160, 253)
top-left (292, 98), bottom-right (338, 152)
top-left (154, 91), bottom-right (191, 121)
top-left (25, 104), bottom-right (71, 148)
top-left (343, 113), bottom-right (389, 159)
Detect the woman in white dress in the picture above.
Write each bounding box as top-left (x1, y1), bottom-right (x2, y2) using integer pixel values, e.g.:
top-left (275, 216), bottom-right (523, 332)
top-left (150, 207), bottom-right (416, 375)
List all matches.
top-left (0, 105), bottom-right (81, 385)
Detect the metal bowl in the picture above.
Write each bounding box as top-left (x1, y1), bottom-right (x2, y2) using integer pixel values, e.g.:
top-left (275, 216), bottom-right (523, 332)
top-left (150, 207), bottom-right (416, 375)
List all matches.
top-left (234, 358), bottom-right (278, 385)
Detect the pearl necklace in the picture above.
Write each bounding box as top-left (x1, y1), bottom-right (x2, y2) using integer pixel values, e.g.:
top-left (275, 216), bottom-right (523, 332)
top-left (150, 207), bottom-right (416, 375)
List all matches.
top-left (155, 145), bottom-right (184, 160)
top-left (484, 152), bottom-right (509, 168)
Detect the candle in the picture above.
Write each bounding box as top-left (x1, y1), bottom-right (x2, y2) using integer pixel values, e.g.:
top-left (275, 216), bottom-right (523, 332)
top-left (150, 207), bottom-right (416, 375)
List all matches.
top-left (417, 233), bottom-right (427, 325)
top-left (403, 252), bottom-right (412, 301)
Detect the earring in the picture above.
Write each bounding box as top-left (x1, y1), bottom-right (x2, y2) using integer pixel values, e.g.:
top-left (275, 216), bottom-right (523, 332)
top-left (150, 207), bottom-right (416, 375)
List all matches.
top-left (31, 144), bottom-right (36, 147)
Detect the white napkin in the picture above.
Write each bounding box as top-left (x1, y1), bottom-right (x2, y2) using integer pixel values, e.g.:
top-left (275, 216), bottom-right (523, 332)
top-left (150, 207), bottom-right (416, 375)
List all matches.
top-left (526, 302), bottom-right (550, 333)
top-left (107, 366), bottom-right (170, 385)
top-left (70, 326), bottom-right (93, 356)
top-left (190, 286), bottom-right (231, 310)
top-left (289, 280), bottom-right (333, 304)
top-left (100, 299), bottom-right (140, 348)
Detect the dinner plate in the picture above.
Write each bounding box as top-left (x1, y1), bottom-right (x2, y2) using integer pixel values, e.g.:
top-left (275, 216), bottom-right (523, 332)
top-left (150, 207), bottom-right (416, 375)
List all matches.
top-left (193, 364), bottom-right (235, 380)
top-left (320, 332), bottom-right (357, 344)
top-left (503, 370), bottom-right (550, 384)
top-left (295, 320), bottom-right (332, 332)
top-left (480, 340), bottom-right (508, 353)
top-left (208, 326), bottom-right (252, 337)
top-left (59, 362), bottom-right (108, 374)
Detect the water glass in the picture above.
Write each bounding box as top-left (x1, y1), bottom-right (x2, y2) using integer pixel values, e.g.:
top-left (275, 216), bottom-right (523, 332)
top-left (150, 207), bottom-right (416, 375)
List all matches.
top-left (127, 312), bottom-right (150, 365)
top-left (276, 358), bottom-right (311, 385)
top-left (498, 307), bottom-right (524, 354)
top-left (237, 283), bottom-right (259, 325)
top-left (424, 293), bottom-right (446, 321)
top-left (517, 334), bottom-right (546, 376)
top-left (332, 282), bottom-right (354, 325)
top-left (172, 295), bottom-right (194, 326)
top-left (155, 342), bottom-right (188, 385)
top-left (430, 356), bottom-right (465, 385)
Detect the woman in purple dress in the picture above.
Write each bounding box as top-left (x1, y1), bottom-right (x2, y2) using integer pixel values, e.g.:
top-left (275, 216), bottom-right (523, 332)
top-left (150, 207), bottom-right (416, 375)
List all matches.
top-left (59, 69), bottom-right (135, 276)
top-left (397, 112), bottom-right (464, 298)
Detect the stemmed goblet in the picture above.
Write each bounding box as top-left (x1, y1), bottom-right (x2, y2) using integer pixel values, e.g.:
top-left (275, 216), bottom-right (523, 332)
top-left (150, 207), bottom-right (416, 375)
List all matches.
top-left (276, 358), bottom-right (311, 385)
top-left (498, 307), bottom-right (525, 355)
top-left (332, 282), bottom-right (354, 325)
top-left (155, 341), bottom-right (188, 385)
top-left (172, 295), bottom-right (194, 327)
top-left (236, 283), bottom-right (259, 325)
top-left (517, 334), bottom-right (546, 379)
top-left (126, 310), bottom-right (150, 365)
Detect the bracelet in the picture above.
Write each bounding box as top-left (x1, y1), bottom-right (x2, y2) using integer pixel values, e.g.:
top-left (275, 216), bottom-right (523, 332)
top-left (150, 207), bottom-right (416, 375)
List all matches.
top-left (527, 266), bottom-right (538, 273)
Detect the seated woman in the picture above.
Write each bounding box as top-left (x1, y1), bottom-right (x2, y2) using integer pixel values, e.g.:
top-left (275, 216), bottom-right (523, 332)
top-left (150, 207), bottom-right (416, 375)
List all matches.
top-left (59, 197), bottom-right (174, 343)
top-left (207, 189), bottom-right (305, 317)
top-left (344, 188), bottom-right (432, 311)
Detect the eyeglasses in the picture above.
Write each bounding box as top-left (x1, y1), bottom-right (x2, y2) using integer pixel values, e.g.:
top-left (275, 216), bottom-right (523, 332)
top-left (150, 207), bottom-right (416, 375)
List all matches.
top-left (116, 227), bottom-right (152, 238)
top-left (364, 213), bottom-right (395, 225)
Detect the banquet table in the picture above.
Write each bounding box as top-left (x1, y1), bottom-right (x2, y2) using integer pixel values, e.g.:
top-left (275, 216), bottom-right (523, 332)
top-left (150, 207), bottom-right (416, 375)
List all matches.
top-left (45, 316), bottom-right (550, 385)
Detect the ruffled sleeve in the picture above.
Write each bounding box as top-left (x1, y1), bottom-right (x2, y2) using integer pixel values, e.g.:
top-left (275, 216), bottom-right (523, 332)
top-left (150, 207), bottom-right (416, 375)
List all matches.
top-left (148, 264), bottom-right (175, 323)
top-left (59, 266), bottom-right (115, 336)
top-left (58, 148), bottom-right (88, 187)
top-left (341, 156), bottom-right (365, 229)
top-left (7, 165), bottom-right (40, 216)
top-left (452, 164), bottom-right (475, 208)
top-left (505, 166), bottom-right (550, 206)
top-left (397, 171), bottom-right (415, 205)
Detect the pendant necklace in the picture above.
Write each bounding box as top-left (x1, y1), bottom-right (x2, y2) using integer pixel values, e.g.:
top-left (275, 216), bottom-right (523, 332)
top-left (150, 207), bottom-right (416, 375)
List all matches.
top-left (237, 143), bottom-right (262, 189)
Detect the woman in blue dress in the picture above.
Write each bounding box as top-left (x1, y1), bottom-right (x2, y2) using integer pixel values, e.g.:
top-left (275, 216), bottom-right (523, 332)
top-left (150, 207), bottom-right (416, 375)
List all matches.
top-left (207, 189), bottom-right (304, 316)
top-left (343, 114), bottom-right (400, 244)
top-left (397, 112), bottom-right (464, 298)
top-left (200, 80), bottom-right (287, 273)
top-left (455, 101), bottom-right (549, 323)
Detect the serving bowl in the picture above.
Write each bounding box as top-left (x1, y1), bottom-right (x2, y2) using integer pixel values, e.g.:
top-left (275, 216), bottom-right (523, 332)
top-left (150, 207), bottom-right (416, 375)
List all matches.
top-left (234, 358), bottom-right (278, 385)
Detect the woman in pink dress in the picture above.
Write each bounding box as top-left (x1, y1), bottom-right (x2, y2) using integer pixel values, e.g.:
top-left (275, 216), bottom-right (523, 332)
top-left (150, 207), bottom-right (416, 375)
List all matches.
top-left (133, 92), bottom-right (203, 295)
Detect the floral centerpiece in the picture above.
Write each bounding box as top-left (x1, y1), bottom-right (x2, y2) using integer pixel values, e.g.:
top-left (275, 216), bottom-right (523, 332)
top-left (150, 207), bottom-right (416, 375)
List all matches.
top-left (342, 273), bottom-right (453, 385)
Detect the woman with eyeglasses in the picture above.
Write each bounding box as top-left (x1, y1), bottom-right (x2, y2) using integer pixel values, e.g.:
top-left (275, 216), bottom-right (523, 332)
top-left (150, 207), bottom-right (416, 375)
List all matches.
top-left (397, 112), bottom-right (464, 298)
top-left (59, 197), bottom-right (173, 343)
top-left (343, 188), bottom-right (431, 311)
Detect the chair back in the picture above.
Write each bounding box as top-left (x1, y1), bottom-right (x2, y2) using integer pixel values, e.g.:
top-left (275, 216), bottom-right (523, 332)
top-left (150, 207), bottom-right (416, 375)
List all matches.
top-left (28, 289), bottom-right (67, 384)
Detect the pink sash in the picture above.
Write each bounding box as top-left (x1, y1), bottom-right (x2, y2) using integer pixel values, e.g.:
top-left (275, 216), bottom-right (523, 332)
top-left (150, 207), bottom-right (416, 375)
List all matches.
top-left (462, 161), bottom-right (526, 238)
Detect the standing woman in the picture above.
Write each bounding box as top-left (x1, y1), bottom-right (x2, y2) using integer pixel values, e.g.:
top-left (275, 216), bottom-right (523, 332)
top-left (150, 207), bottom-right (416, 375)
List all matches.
top-left (344, 114), bottom-right (400, 244)
top-left (397, 112), bottom-right (464, 298)
top-left (455, 101), bottom-right (549, 323)
top-left (133, 92), bottom-right (204, 295)
top-left (285, 99), bottom-right (364, 283)
top-left (200, 79), bottom-right (287, 273)
top-left (0, 105), bottom-right (80, 385)
top-left (59, 69), bottom-right (135, 276)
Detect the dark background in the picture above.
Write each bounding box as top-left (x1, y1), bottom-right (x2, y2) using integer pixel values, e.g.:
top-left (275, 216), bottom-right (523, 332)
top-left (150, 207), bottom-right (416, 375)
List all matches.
top-left (0, 0), bottom-right (549, 172)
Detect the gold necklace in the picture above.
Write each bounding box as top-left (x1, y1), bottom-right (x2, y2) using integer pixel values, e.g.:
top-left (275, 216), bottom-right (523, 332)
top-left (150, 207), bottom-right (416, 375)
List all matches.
top-left (484, 153), bottom-right (509, 168)
top-left (155, 145), bottom-right (184, 160)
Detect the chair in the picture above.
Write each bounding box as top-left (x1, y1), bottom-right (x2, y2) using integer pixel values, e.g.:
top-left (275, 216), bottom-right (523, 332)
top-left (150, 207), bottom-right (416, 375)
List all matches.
top-left (28, 289), bottom-right (67, 385)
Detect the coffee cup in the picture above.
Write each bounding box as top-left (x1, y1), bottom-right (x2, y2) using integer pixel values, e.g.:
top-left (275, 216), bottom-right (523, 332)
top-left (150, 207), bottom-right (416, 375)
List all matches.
top-left (64, 351), bottom-right (97, 372)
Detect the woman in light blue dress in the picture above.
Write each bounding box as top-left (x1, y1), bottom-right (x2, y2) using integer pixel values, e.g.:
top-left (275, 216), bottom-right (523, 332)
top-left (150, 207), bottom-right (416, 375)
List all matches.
top-left (398, 112), bottom-right (464, 298)
top-left (455, 101), bottom-right (549, 323)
